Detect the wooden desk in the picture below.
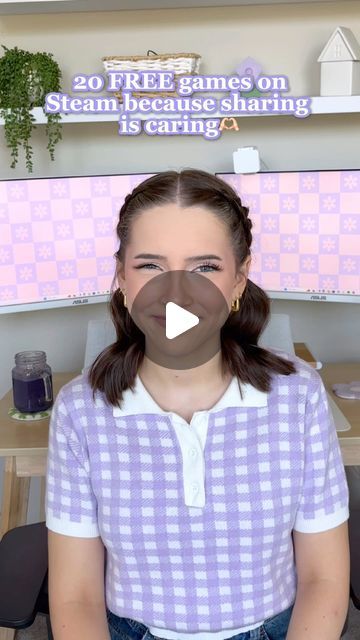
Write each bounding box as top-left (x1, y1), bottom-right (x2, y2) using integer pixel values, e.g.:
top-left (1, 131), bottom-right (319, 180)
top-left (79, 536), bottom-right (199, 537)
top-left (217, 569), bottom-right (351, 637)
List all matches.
top-left (0, 372), bottom-right (79, 541)
top-left (320, 362), bottom-right (360, 466)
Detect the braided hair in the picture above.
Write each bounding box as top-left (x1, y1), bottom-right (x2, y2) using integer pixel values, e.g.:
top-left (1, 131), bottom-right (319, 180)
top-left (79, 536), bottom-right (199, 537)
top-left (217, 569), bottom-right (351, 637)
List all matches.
top-left (88, 169), bottom-right (297, 407)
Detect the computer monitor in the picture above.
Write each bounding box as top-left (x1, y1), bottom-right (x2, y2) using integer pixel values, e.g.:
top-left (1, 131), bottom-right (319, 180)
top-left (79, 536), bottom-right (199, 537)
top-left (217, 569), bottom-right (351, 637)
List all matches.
top-left (0, 173), bottom-right (152, 314)
top-left (217, 170), bottom-right (360, 303)
top-left (2, 168), bottom-right (359, 314)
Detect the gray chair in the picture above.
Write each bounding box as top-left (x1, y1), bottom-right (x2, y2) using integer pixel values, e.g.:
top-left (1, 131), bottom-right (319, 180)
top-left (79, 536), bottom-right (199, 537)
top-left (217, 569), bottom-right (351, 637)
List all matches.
top-left (0, 521), bottom-right (53, 639)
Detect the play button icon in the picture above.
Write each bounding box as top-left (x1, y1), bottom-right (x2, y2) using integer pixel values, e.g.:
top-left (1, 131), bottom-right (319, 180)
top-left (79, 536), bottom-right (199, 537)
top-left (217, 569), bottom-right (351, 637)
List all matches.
top-left (129, 270), bottom-right (230, 370)
top-left (166, 302), bottom-right (199, 339)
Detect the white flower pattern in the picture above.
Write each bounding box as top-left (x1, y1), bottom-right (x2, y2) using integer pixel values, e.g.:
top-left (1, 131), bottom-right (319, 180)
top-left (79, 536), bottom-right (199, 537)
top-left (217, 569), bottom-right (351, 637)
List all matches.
top-left (343, 217), bottom-right (357, 232)
top-left (19, 266), bottom-right (34, 281)
top-left (41, 284), bottom-right (57, 297)
top-left (282, 237), bottom-right (296, 251)
top-left (344, 174), bottom-right (358, 190)
top-left (75, 201), bottom-right (89, 216)
top-left (342, 258), bottom-right (356, 273)
top-left (322, 196), bottom-right (336, 211)
top-left (10, 184), bottom-right (25, 199)
top-left (94, 180), bottom-right (108, 195)
top-left (321, 238), bottom-right (336, 252)
top-left (33, 204), bottom-right (49, 219)
top-left (60, 262), bottom-right (74, 277)
top-left (14, 226), bottom-right (29, 241)
top-left (263, 176), bottom-right (276, 190)
top-left (301, 216), bottom-right (316, 232)
top-left (56, 223), bottom-right (71, 238)
top-left (52, 182), bottom-right (68, 197)
top-left (264, 256), bottom-right (277, 269)
top-left (282, 197), bottom-right (296, 211)
top-left (0, 248), bottom-right (11, 263)
top-left (301, 175), bottom-right (316, 190)
top-left (322, 278), bottom-right (336, 289)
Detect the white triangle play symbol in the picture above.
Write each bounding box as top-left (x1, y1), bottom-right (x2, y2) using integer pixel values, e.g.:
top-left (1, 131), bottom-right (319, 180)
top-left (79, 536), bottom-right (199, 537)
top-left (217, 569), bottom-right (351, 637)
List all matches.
top-left (166, 302), bottom-right (199, 339)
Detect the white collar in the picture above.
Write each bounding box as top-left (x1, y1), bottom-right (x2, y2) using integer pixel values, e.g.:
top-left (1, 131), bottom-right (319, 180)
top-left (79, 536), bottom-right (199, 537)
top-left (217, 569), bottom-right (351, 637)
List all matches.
top-left (112, 374), bottom-right (268, 418)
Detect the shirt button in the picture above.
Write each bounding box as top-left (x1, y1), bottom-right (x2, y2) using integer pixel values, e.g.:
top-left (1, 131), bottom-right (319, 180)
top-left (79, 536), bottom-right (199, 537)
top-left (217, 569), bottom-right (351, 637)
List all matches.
top-left (189, 448), bottom-right (197, 458)
top-left (191, 483), bottom-right (199, 493)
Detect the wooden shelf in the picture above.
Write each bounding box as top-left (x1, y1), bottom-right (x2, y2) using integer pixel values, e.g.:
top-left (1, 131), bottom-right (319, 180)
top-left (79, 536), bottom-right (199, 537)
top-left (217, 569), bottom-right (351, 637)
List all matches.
top-left (1, 96), bottom-right (359, 125)
top-left (0, 0), bottom-right (349, 16)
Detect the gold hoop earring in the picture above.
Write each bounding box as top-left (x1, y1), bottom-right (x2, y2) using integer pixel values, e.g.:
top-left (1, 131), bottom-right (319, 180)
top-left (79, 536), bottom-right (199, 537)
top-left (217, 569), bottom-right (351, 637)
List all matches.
top-left (119, 289), bottom-right (127, 308)
top-left (231, 295), bottom-right (241, 312)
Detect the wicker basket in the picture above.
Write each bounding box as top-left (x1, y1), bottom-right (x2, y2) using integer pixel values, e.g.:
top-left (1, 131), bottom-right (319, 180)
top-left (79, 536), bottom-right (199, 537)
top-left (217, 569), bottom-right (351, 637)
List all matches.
top-left (102, 51), bottom-right (201, 101)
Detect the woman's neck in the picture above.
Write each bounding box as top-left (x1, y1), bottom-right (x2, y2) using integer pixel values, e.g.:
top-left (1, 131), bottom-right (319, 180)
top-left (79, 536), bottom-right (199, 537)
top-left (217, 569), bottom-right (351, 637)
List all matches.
top-left (138, 351), bottom-right (233, 421)
top-left (138, 350), bottom-right (230, 395)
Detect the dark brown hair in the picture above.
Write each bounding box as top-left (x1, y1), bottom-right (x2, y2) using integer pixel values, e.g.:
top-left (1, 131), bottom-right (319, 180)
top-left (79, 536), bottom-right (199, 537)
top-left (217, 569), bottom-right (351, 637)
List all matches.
top-left (88, 169), bottom-right (297, 407)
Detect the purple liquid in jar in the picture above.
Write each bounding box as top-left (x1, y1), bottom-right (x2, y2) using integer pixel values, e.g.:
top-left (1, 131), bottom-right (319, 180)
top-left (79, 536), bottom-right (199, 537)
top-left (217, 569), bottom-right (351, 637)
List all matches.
top-left (12, 375), bottom-right (53, 413)
top-left (12, 350), bottom-right (53, 414)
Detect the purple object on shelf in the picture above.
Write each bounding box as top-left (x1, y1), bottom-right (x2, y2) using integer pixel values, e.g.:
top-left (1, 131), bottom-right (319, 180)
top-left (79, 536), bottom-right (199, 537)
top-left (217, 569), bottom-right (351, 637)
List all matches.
top-left (235, 56), bottom-right (263, 80)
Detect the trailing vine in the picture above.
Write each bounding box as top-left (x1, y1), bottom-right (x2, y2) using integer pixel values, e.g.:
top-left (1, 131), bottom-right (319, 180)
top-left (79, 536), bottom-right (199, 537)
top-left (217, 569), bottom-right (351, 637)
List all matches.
top-left (0, 45), bottom-right (63, 172)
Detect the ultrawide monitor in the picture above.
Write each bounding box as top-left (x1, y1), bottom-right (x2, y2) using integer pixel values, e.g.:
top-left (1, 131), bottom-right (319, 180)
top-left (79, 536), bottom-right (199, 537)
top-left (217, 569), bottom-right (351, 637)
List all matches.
top-left (1, 168), bottom-right (359, 314)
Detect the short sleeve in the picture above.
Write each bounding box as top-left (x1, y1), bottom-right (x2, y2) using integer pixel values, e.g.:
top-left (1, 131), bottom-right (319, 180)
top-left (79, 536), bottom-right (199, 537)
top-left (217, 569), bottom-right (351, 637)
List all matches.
top-left (45, 387), bottom-right (100, 538)
top-left (293, 374), bottom-right (349, 533)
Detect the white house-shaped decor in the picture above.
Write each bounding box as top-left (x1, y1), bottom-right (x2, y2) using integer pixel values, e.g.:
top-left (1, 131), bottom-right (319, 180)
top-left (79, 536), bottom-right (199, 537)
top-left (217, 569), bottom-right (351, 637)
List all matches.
top-left (318, 26), bottom-right (360, 96)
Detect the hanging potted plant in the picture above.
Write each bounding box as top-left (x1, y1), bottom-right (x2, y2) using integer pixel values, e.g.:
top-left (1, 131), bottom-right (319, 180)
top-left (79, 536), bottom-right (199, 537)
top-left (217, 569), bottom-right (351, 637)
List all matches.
top-left (0, 45), bottom-right (62, 173)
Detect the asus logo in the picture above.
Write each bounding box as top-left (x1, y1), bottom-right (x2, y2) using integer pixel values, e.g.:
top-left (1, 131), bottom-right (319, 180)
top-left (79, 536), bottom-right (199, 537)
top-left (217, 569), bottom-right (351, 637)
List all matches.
top-left (72, 298), bottom-right (89, 305)
top-left (310, 295), bottom-right (327, 301)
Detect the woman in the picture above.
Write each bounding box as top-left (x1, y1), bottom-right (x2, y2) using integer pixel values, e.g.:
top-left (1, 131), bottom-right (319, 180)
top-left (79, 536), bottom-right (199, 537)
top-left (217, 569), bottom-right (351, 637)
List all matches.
top-left (46, 169), bottom-right (350, 640)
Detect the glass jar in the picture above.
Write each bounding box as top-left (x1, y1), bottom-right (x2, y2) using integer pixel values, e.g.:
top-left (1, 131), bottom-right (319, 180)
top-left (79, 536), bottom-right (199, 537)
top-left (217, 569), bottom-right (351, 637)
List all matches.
top-left (12, 351), bottom-right (53, 414)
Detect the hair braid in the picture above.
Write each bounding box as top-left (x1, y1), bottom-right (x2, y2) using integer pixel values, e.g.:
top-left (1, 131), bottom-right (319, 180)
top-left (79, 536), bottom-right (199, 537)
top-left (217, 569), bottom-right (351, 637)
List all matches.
top-left (228, 194), bottom-right (253, 249)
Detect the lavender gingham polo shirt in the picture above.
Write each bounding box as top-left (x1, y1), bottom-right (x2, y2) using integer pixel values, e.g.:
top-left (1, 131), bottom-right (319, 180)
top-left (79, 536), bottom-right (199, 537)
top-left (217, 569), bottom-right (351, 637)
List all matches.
top-left (45, 348), bottom-right (349, 639)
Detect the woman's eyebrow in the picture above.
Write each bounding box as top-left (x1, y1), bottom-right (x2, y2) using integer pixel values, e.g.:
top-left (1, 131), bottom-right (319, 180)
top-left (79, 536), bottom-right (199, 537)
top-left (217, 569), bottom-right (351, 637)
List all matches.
top-left (133, 253), bottom-right (223, 262)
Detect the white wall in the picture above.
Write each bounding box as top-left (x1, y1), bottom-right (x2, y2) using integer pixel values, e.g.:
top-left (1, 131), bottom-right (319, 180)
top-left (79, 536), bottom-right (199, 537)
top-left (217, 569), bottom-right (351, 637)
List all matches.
top-left (0, 1), bottom-right (360, 524)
